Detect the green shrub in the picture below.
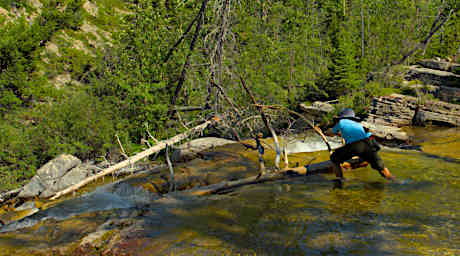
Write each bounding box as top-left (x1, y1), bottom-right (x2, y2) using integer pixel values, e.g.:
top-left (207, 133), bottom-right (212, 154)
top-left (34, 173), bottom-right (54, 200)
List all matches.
top-left (0, 120), bottom-right (37, 191)
top-left (31, 91), bottom-right (118, 161)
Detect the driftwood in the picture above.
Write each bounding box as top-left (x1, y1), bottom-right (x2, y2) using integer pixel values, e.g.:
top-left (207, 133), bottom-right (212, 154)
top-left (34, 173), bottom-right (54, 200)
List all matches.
top-left (254, 104), bottom-right (333, 154)
top-left (183, 158), bottom-right (367, 196)
top-left (49, 119), bottom-right (216, 200)
top-left (240, 76), bottom-right (282, 169)
top-left (165, 144), bottom-right (175, 192)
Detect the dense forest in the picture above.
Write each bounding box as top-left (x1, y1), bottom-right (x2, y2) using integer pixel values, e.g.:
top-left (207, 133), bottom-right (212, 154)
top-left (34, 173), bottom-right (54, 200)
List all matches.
top-left (0, 0), bottom-right (458, 191)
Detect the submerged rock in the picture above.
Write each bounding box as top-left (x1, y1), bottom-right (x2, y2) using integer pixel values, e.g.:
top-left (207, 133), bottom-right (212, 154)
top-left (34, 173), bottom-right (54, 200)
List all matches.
top-left (14, 201), bottom-right (36, 212)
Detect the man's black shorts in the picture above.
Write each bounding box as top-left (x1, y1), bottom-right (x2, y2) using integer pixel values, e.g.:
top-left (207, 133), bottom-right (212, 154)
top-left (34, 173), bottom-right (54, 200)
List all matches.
top-left (330, 138), bottom-right (385, 171)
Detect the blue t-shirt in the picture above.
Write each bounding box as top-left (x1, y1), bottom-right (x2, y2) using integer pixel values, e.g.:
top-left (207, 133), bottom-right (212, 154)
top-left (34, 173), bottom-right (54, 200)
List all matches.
top-left (333, 119), bottom-right (371, 144)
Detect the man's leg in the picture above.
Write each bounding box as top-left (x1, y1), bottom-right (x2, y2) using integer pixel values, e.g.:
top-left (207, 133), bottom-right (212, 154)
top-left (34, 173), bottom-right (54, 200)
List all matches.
top-left (332, 162), bottom-right (344, 179)
top-left (360, 144), bottom-right (397, 181)
top-left (379, 167), bottom-right (396, 181)
top-left (330, 146), bottom-right (352, 180)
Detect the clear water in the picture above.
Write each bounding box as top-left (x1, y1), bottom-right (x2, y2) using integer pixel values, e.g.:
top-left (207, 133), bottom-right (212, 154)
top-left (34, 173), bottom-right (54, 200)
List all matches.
top-left (0, 128), bottom-right (458, 255)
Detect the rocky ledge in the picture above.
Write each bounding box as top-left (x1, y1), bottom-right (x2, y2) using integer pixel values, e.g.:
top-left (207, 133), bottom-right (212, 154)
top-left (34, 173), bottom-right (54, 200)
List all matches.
top-left (405, 59), bottom-right (460, 88)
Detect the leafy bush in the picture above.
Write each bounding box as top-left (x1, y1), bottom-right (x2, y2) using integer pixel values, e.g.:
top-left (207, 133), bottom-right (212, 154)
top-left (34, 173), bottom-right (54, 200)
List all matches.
top-left (0, 91), bottom-right (121, 191)
top-left (31, 91), bottom-right (119, 161)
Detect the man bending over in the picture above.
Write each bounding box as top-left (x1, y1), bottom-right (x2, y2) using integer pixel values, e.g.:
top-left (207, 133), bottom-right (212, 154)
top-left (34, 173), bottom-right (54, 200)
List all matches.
top-left (327, 108), bottom-right (396, 183)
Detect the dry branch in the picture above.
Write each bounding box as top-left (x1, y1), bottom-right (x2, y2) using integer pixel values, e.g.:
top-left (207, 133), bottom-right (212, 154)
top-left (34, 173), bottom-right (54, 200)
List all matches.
top-left (49, 119), bottom-right (216, 200)
top-left (169, 0), bottom-right (210, 116)
top-left (166, 144), bottom-right (175, 192)
top-left (394, 7), bottom-right (457, 66)
top-left (253, 104), bottom-right (333, 154)
top-left (239, 76), bottom-right (281, 169)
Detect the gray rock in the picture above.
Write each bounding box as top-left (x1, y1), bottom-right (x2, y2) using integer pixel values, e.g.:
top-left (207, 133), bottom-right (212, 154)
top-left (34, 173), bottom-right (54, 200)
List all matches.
top-left (80, 230), bottom-right (110, 248)
top-left (36, 154), bottom-right (81, 186)
top-left (39, 165), bottom-right (95, 198)
top-left (18, 176), bottom-right (45, 198)
top-left (405, 66), bottom-right (460, 87)
top-left (365, 93), bottom-right (460, 127)
top-left (172, 137), bottom-right (236, 162)
top-left (417, 59), bottom-right (460, 73)
top-left (403, 82), bottom-right (460, 104)
top-left (18, 154), bottom-right (81, 198)
top-left (361, 121), bottom-right (408, 141)
top-left (299, 101), bottom-right (335, 123)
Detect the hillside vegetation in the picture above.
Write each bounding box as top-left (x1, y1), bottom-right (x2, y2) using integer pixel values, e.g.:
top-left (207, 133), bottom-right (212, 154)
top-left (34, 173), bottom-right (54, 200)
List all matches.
top-left (0, 0), bottom-right (458, 191)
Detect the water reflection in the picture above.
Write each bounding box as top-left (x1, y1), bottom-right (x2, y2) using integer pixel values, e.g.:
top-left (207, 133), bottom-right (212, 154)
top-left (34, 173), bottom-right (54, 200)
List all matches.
top-left (0, 128), bottom-right (459, 255)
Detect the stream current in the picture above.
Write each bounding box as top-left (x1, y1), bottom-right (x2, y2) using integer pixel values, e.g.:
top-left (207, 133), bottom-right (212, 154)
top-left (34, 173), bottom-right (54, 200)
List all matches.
top-left (0, 127), bottom-right (458, 255)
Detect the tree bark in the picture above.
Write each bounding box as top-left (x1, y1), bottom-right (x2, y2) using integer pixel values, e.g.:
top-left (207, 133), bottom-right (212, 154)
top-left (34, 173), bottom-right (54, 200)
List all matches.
top-left (50, 119), bottom-right (216, 200)
top-left (169, 0), bottom-right (209, 117)
top-left (183, 158), bottom-right (366, 196)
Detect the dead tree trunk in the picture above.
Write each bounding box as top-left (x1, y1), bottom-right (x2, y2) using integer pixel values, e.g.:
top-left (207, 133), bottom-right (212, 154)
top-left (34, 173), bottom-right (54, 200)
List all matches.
top-left (169, 0), bottom-right (209, 118)
top-left (50, 119), bottom-right (216, 200)
top-left (183, 158), bottom-right (367, 196)
top-left (394, 7), bottom-right (457, 66)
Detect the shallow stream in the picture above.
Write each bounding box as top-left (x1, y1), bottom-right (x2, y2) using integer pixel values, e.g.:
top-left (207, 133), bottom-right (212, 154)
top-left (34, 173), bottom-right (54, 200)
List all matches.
top-left (0, 128), bottom-right (458, 255)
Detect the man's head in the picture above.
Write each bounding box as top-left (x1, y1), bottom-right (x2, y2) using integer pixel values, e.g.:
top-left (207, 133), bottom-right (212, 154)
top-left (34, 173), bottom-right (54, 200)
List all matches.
top-left (333, 108), bottom-right (361, 123)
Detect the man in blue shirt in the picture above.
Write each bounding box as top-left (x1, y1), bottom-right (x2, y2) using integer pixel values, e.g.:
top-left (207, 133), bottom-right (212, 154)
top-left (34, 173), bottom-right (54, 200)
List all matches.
top-left (328, 108), bottom-right (396, 182)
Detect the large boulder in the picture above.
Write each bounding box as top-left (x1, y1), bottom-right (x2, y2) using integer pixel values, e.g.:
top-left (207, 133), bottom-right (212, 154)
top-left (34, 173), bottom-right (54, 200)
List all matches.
top-left (18, 154), bottom-right (81, 198)
top-left (171, 137), bottom-right (236, 162)
top-left (39, 164), bottom-right (97, 198)
top-left (299, 101), bottom-right (335, 123)
top-left (403, 81), bottom-right (460, 104)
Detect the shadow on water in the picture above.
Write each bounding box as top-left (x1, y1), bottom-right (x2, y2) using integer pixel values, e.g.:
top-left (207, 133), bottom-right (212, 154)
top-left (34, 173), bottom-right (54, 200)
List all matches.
top-left (0, 130), bottom-right (459, 255)
top-left (66, 174), bottom-right (454, 255)
top-left (0, 170), bottom-right (458, 255)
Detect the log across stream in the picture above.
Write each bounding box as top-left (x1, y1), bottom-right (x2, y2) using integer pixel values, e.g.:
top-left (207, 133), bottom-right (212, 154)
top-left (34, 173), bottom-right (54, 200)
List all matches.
top-left (0, 127), bottom-right (459, 255)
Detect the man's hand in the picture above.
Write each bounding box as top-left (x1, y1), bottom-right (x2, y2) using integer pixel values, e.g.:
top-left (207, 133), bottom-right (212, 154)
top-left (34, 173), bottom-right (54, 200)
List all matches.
top-left (324, 128), bottom-right (335, 137)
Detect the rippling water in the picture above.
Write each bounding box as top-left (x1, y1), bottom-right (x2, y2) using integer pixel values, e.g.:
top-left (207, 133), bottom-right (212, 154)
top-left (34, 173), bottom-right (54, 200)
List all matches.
top-left (0, 128), bottom-right (458, 255)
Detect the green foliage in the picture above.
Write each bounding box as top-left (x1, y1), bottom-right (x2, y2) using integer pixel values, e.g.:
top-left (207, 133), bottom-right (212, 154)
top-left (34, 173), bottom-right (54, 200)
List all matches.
top-left (0, 91), bottom-right (120, 191)
top-left (1, 0), bottom-right (459, 190)
top-left (31, 92), bottom-right (118, 160)
top-left (0, 0), bottom-right (26, 10)
top-left (0, 0), bottom-right (85, 115)
top-left (0, 120), bottom-right (37, 190)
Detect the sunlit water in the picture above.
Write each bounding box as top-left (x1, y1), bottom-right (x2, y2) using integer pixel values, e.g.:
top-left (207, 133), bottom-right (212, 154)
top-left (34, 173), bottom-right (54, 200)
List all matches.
top-left (0, 128), bottom-right (458, 255)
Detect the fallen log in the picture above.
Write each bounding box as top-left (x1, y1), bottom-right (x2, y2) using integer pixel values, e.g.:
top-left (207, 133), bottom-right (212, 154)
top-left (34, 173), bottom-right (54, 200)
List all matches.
top-left (50, 119), bottom-right (217, 200)
top-left (183, 158), bottom-right (367, 196)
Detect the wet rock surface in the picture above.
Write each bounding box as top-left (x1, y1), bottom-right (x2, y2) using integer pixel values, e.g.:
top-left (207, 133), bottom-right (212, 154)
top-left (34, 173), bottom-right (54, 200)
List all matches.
top-left (172, 137), bottom-right (237, 162)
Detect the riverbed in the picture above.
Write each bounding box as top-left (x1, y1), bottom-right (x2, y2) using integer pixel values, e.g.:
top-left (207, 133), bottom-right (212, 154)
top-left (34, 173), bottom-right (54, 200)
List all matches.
top-left (0, 128), bottom-right (458, 255)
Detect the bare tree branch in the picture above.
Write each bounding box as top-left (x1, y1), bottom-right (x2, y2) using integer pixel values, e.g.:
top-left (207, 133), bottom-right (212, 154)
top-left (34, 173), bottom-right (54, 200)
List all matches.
top-left (394, 7), bottom-right (457, 65)
top-left (239, 75), bottom-right (281, 170)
